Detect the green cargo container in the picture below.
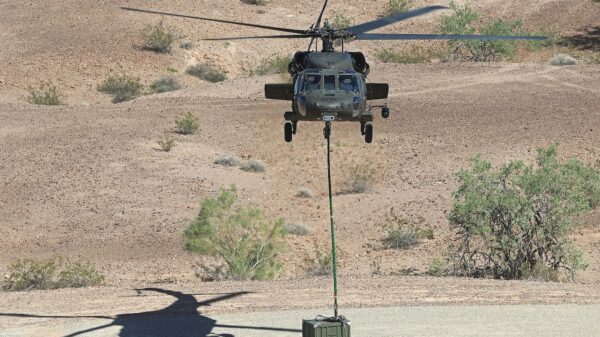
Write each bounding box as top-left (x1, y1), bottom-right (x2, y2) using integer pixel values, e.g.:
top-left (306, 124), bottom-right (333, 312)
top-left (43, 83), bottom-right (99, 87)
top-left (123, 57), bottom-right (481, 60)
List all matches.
top-left (302, 317), bottom-right (351, 337)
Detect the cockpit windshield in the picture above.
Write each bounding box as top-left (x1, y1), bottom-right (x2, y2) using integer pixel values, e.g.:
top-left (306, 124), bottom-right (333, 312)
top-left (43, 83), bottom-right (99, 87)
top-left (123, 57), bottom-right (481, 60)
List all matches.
top-left (303, 74), bottom-right (321, 91)
top-left (338, 75), bottom-right (358, 92)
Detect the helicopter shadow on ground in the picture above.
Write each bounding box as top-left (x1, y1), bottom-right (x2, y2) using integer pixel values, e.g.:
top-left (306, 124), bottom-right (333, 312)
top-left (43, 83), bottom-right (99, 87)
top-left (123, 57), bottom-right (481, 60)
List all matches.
top-left (0, 288), bottom-right (301, 337)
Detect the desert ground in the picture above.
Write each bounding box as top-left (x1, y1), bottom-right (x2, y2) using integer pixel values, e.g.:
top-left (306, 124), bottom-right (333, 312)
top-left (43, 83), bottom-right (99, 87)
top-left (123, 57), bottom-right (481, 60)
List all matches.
top-left (1, 0), bottom-right (600, 336)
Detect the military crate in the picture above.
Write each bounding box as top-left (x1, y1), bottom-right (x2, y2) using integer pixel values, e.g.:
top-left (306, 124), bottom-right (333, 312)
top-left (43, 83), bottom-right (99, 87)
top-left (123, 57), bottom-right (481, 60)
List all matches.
top-left (302, 317), bottom-right (351, 337)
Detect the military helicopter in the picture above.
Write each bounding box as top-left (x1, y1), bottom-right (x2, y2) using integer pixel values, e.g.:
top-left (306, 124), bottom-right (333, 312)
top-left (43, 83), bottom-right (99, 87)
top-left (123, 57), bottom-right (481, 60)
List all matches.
top-left (122, 2), bottom-right (543, 143)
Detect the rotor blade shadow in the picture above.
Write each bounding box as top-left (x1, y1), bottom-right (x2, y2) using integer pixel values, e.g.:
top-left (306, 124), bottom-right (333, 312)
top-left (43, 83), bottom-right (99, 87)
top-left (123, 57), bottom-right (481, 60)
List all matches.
top-left (1, 288), bottom-right (298, 337)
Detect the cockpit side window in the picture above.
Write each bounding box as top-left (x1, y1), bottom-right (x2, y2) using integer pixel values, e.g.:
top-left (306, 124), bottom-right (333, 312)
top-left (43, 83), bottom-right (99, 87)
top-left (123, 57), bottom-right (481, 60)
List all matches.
top-left (338, 75), bottom-right (358, 92)
top-left (324, 75), bottom-right (336, 91)
top-left (303, 74), bottom-right (321, 91)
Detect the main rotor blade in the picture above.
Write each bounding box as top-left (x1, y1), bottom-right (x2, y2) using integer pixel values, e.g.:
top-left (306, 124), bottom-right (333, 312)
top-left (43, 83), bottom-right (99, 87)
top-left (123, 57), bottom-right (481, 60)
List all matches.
top-left (204, 34), bottom-right (315, 41)
top-left (120, 7), bottom-right (307, 35)
top-left (315, 0), bottom-right (329, 28)
top-left (346, 6), bottom-right (448, 35)
top-left (357, 33), bottom-right (546, 41)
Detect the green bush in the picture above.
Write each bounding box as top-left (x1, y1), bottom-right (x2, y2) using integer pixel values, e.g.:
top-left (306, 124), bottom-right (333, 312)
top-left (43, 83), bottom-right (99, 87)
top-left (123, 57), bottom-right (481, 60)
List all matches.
top-left (440, 1), bottom-right (524, 61)
top-left (56, 260), bottom-right (104, 288)
top-left (175, 112), bottom-right (199, 135)
top-left (157, 135), bottom-right (176, 152)
top-left (427, 258), bottom-right (448, 277)
top-left (252, 55), bottom-right (292, 75)
top-left (142, 19), bottom-right (174, 53)
top-left (331, 12), bottom-right (353, 29)
top-left (384, 0), bottom-right (412, 16)
top-left (2, 257), bottom-right (103, 291)
top-left (184, 186), bottom-right (286, 280)
top-left (448, 146), bottom-right (600, 280)
top-left (376, 47), bottom-right (426, 64)
top-left (150, 76), bottom-right (181, 93)
top-left (27, 83), bottom-right (61, 105)
top-left (382, 208), bottom-right (432, 249)
top-left (98, 75), bottom-right (144, 103)
top-left (186, 64), bottom-right (227, 83)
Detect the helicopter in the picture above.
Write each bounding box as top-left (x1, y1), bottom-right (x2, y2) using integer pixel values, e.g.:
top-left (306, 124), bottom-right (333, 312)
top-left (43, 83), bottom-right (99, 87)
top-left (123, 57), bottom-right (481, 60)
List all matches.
top-left (122, 2), bottom-right (544, 143)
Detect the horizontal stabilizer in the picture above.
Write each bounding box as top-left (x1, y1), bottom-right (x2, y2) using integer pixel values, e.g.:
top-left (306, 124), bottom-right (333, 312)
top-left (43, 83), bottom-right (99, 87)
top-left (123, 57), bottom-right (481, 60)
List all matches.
top-left (366, 83), bottom-right (389, 100)
top-left (265, 83), bottom-right (294, 100)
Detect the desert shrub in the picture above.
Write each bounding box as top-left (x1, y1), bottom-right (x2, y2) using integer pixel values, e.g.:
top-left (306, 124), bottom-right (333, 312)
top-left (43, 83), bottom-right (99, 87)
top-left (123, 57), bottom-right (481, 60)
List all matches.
top-left (56, 260), bottom-right (104, 288)
top-left (175, 112), bottom-right (199, 135)
top-left (376, 47), bottom-right (425, 64)
top-left (384, 0), bottom-right (412, 16)
top-left (240, 159), bottom-right (266, 173)
top-left (440, 1), bottom-right (524, 61)
top-left (27, 83), bottom-right (61, 105)
top-left (549, 54), bottom-right (578, 66)
top-left (2, 257), bottom-right (103, 291)
top-left (157, 135), bottom-right (176, 152)
top-left (305, 242), bottom-right (332, 276)
top-left (252, 55), bottom-right (292, 75)
top-left (427, 257), bottom-right (448, 277)
top-left (284, 222), bottom-right (310, 236)
top-left (184, 186), bottom-right (286, 280)
top-left (179, 39), bottom-right (193, 50)
top-left (448, 146), bottom-right (600, 280)
top-left (167, 67), bottom-right (178, 73)
top-left (186, 64), bottom-right (227, 83)
top-left (241, 0), bottom-right (267, 5)
top-left (150, 76), bottom-right (181, 93)
top-left (331, 12), bottom-right (353, 29)
top-left (344, 164), bottom-right (375, 193)
top-left (214, 154), bottom-right (241, 167)
top-left (98, 75), bottom-right (144, 103)
top-left (142, 19), bottom-right (174, 53)
top-left (296, 187), bottom-right (314, 198)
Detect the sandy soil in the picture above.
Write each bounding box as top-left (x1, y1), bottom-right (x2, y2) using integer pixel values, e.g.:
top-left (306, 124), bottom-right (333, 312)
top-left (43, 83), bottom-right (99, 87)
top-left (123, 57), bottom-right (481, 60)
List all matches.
top-left (0, 0), bottom-right (599, 316)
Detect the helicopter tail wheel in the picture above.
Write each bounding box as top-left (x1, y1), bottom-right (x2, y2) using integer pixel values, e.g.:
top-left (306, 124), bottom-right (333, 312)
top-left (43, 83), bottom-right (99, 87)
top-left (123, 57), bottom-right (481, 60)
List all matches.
top-left (364, 122), bottom-right (373, 143)
top-left (284, 122), bottom-right (293, 142)
top-left (382, 106), bottom-right (390, 119)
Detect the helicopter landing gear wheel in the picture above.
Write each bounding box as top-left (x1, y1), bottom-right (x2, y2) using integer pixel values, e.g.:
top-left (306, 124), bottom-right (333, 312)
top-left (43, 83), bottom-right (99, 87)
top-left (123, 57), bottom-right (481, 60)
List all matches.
top-left (364, 122), bottom-right (373, 144)
top-left (382, 106), bottom-right (390, 119)
top-left (284, 122), bottom-right (293, 142)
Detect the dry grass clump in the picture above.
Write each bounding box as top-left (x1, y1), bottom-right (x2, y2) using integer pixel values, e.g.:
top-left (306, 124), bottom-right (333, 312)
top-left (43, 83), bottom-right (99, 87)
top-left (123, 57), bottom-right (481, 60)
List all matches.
top-left (344, 164), bottom-right (375, 193)
top-left (186, 64), bottom-right (227, 83)
top-left (240, 159), bottom-right (265, 173)
top-left (296, 187), bottom-right (314, 198)
top-left (304, 243), bottom-right (332, 276)
top-left (2, 257), bottom-right (103, 291)
top-left (284, 222), bottom-right (310, 236)
top-left (384, 0), bottom-right (412, 16)
top-left (215, 154), bottom-right (241, 167)
top-left (157, 135), bottom-right (176, 152)
top-left (27, 83), bottom-right (61, 105)
top-left (142, 19), bottom-right (174, 53)
top-left (549, 53), bottom-right (578, 66)
top-left (175, 112), bottom-right (199, 135)
top-left (241, 0), bottom-right (267, 5)
top-left (98, 74), bottom-right (144, 103)
top-left (150, 76), bottom-right (181, 93)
